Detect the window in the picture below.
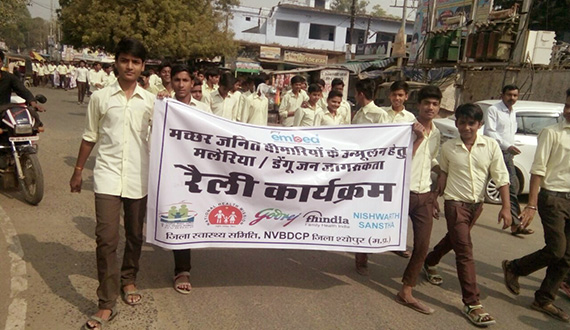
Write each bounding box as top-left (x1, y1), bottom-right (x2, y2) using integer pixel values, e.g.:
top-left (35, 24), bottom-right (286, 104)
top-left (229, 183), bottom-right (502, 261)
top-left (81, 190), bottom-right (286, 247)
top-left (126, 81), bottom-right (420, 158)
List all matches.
top-left (245, 17), bottom-right (251, 21)
top-left (309, 24), bottom-right (335, 41)
top-left (376, 33), bottom-right (395, 42)
top-left (276, 20), bottom-right (299, 38)
top-left (517, 115), bottom-right (560, 135)
top-left (315, 0), bottom-right (326, 8)
top-left (346, 29), bottom-right (366, 44)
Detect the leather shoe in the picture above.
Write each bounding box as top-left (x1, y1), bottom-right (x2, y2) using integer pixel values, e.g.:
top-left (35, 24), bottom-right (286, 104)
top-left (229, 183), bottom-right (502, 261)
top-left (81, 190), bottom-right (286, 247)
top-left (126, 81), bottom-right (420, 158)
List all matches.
top-left (502, 260), bottom-right (520, 295)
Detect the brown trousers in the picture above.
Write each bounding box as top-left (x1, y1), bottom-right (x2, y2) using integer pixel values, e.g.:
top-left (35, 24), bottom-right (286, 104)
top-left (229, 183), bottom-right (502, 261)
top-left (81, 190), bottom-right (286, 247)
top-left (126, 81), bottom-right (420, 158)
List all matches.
top-left (402, 192), bottom-right (435, 286)
top-left (94, 194), bottom-right (147, 309)
top-left (424, 200), bottom-right (483, 305)
top-left (77, 81), bottom-right (87, 103)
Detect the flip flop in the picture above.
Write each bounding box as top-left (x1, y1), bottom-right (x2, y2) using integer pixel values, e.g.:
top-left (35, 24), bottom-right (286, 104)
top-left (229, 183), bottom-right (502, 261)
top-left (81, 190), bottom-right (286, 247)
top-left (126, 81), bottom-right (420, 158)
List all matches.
top-left (121, 287), bottom-right (142, 306)
top-left (511, 227), bottom-right (534, 236)
top-left (423, 263), bottom-right (443, 285)
top-left (174, 272), bottom-right (192, 294)
top-left (83, 307), bottom-right (118, 330)
top-left (395, 294), bottom-right (434, 315)
top-left (531, 301), bottom-right (570, 323)
top-left (462, 304), bottom-right (496, 327)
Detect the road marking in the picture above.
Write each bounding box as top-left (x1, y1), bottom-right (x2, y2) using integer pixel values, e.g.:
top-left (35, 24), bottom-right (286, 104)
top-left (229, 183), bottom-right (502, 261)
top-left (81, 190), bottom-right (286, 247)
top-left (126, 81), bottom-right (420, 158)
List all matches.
top-left (0, 205), bottom-right (27, 330)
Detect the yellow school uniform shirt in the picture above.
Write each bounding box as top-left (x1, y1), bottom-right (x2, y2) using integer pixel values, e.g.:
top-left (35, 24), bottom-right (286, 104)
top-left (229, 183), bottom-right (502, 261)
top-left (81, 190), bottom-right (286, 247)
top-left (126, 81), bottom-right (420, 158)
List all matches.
top-left (293, 103), bottom-right (320, 127)
top-left (83, 81), bottom-right (156, 199)
top-left (352, 101), bottom-right (388, 124)
top-left (314, 108), bottom-right (343, 126)
top-left (531, 120), bottom-right (570, 192)
top-left (203, 89), bottom-right (236, 120)
top-left (440, 134), bottom-right (509, 203)
top-left (410, 121), bottom-right (440, 193)
top-left (385, 108), bottom-right (416, 123)
top-left (279, 89), bottom-right (309, 127)
top-left (241, 93), bottom-right (268, 125)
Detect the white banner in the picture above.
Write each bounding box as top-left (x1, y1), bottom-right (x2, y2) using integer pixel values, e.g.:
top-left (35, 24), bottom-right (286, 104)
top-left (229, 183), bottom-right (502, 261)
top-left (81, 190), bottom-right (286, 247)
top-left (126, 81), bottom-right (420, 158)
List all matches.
top-left (147, 100), bottom-right (412, 253)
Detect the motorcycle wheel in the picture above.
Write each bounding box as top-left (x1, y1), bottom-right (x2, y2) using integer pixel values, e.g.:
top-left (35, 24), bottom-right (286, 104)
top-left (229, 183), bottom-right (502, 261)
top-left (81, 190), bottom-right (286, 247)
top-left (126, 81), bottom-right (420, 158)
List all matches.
top-left (18, 153), bottom-right (44, 205)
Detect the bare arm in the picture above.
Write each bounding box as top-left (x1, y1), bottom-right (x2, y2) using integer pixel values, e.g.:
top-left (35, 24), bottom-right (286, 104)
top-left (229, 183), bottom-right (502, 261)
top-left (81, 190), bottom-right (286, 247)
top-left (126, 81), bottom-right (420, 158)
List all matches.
top-left (497, 184), bottom-right (512, 229)
top-left (519, 174), bottom-right (541, 228)
top-left (69, 139), bottom-right (96, 193)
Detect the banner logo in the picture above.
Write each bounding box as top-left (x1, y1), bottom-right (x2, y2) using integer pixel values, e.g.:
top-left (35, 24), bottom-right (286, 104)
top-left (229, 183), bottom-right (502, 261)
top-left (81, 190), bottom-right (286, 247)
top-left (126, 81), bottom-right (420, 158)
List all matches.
top-left (270, 131), bottom-right (320, 145)
top-left (206, 203), bottom-right (246, 226)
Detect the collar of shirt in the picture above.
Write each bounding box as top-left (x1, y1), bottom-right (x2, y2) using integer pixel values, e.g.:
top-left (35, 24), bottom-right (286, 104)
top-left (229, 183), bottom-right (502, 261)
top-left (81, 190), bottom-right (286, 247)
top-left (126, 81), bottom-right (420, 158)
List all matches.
top-left (361, 101), bottom-right (378, 114)
top-left (454, 134), bottom-right (487, 149)
top-left (109, 80), bottom-right (146, 99)
top-left (496, 101), bottom-right (512, 113)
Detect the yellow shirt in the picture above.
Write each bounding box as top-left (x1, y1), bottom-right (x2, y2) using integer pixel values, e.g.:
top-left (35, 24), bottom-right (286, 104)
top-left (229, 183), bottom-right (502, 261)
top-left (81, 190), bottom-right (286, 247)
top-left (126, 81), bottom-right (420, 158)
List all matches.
top-left (82, 81), bottom-right (156, 199)
top-left (385, 108), bottom-right (416, 123)
top-left (314, 108), bottom-right (343, 126)
top-left (183, 97), bottom-right (212, 114)
top-left (157, 84), bottom-right (175, 98)
top-left (410, 122), bottom-right (440, 193)
top-left (145, 84), bottom-right (160, 95)
top-left (318, 98), bottom-right (351, 124)
top-left (440, 134), bottom-right (509, 203)
top-left (203, 89), bottom-right (237, 120)
top-left (236, 90), bottom-right (252, 122)
top-left (279, 89), bottom-right (309, 127)
top-left (531, 120), bottom-right (570, 192)
top-left (241, 93), bottom-right (268, 125)
top-left (293, 103), bottom-right (320, 127)
top-left (202, 83), bottom-right (218, 97)
top-left (352, 101), bottom-right (388, 124)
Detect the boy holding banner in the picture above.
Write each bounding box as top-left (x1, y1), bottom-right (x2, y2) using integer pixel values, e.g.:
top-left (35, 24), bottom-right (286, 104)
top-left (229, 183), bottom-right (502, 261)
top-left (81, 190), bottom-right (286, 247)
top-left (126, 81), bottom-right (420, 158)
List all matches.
top-left (395, 86), bottom-right (442, 315)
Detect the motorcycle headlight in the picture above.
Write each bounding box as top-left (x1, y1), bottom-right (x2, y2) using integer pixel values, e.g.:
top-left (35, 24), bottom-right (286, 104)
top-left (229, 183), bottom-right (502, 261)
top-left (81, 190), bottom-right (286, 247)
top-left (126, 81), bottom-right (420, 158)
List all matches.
top-left (15, 124), bottom-right (33, 135)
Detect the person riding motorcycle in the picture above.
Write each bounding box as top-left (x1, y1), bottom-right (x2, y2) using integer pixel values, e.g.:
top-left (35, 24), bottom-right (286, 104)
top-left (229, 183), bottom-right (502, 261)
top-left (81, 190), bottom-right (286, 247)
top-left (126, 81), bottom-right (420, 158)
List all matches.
top-left (0, 50), bottom-right (46, 112)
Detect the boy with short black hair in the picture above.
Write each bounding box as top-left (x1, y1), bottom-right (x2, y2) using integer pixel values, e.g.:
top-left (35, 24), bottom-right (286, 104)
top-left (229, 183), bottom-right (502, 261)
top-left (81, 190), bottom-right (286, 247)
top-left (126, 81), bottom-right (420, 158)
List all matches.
top-left (202, 71), bottom-right (237, 120)
top-left (293, 83), bottom-right (322, 126)
top-left (202, 68), bottom-right (220, 96)
top-left (385, 81), bottom-right (415, 123)
top-left (351, 78), bottom-right (388, 124)
top-left (423, 103), bottom-right (512, 326)
top-left (279, 75), bottom-right (308, 126)
top-left (70, 37), bottom-right (155, 330)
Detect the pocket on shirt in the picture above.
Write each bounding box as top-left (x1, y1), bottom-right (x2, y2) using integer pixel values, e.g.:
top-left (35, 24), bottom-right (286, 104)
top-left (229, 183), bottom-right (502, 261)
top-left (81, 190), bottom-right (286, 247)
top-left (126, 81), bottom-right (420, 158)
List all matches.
top-left (130, 110), bottom-right (151, 137)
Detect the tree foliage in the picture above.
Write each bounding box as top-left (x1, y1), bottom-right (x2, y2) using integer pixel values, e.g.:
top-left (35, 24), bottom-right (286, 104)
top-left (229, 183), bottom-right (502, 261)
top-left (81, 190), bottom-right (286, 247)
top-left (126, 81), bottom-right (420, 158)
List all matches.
top-left (0, 1), bottom-right (49, 51)
top-left (370, 4), bottom-right (397, 19)
top-left (57, 0), bottom-right (239, 59)
top-left (330, 0), bottom-right (369, 15)
top-left (0, 0), bottom-right (29, 29)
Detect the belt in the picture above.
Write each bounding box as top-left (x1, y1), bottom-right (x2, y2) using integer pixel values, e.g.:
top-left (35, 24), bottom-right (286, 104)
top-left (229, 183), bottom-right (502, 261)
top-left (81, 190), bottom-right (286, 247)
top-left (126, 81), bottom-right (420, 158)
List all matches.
top-left (541, 189), bottom-right (570, 200)
top-left (445, 200), bottom-right (483, 208)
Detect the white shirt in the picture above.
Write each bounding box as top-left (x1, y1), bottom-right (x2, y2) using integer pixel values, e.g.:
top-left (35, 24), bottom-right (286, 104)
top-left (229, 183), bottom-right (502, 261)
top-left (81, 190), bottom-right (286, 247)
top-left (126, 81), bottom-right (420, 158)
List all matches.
top-left (352, 101), bottom-right (388, 124)
top-left (410, 121), bottom-right (440, 193)
top-left (384, 108), bottom-right (416, 123)
top-left (57, 64), bottom-right (68, 75)
top-left (293, 103), bottom-right (320, 127)
top-left (149, 74), bottom-right (161, 86)
top-left (76, 67), bottom-right (89, 83)
top-left (483, 101), bottom-right (517, 151)
top-left (314, 108), bottom-right (343, 126)
top-left (279, 89), bottom-right (309, 127)
top-left (89, 69), bottom-right (105, 90)
top-left (82, 81), bottom-right (156, 199)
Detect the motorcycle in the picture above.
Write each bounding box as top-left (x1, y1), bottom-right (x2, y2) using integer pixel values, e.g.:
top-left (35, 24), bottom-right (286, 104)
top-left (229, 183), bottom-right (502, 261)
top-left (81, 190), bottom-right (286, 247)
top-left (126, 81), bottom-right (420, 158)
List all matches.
top-left (0, 94), bottom-right (47, 205)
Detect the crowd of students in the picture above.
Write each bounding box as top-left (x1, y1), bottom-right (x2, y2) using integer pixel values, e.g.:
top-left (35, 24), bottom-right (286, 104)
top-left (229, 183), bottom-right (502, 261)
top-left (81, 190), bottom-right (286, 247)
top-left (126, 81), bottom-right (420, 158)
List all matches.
top-left (68, 37), bottom-right (570, 329)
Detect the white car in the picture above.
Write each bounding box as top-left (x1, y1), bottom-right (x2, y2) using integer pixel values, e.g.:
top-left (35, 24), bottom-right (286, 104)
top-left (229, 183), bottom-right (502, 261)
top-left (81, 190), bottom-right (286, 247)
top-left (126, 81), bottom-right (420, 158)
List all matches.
top-left (434, 100), bottom-right (564, 204)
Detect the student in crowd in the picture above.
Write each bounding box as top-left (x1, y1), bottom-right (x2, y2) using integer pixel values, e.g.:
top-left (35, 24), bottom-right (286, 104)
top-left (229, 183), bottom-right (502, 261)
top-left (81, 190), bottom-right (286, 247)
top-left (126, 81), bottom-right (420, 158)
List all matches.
top-left (351, 78), bottom-right (388, 125)
top-left (394, 85), bottom-right (442, 315)
top-left (384, 81), bottom-right (416, 123)
top-left (88, 62), bottom-right (105, 92)
top-left (328, 78), bottom-right (352, 124)
top-left (352, 78), bottom-right (388, 275)
top-left (102, 63), bottom-right (116, 87)
top-left (139, 70), bottom-right (160, 94)
top-left (502, 88), bottom-right (570, 323)
top-left (230, 77), bottom-right (243, 120)
top-left (279, 75), bottom-right (308, 127)
top-left (202, 68), bottom-right (219, 97)
top-left (484, 85), bottom-right (533, 236)
top-left (70, 37), bottom-right (155, 330)
top-left (293, 83), bottom-right (322, 127)
top-left (148, 68), bottom-right (161, 87)
top-left (157, 62), bottom-right (174, 97)
top-left (47, 61), bottom-right (56, 88)
top-left (57, 60), bottom-right (68, 90)
top-left (75, 60), bottom-right (89, 105)
top-left (314, 90), bottom-right (344, 126)
top-left (424, 103), bottom-right (511, 327)
top-left (235, 76), bottom-right (255, 123)
top-left (240, 75), bottom-right (269, 126)
top-left (202, 72), bottom-right (237, 120)
top-left (190, 78), bottom-right (204, 102)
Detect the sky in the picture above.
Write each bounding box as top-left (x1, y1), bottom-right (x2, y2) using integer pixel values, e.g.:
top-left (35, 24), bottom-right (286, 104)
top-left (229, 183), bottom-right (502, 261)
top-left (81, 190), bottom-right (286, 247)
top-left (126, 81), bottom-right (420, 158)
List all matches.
top-left (28, 0), bottom-right (412, 20)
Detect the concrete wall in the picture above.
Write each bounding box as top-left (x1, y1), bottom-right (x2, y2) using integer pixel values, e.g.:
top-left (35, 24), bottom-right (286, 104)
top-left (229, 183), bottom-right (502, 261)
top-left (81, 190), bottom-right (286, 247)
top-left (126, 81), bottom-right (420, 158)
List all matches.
top-left (461, 69), bottom-right (570, 104)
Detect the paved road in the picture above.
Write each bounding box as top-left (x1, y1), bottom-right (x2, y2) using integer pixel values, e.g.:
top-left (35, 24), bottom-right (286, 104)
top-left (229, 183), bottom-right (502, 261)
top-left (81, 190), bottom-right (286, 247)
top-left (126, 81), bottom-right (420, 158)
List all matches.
top-left (0, 87), bottom-right (567, 329)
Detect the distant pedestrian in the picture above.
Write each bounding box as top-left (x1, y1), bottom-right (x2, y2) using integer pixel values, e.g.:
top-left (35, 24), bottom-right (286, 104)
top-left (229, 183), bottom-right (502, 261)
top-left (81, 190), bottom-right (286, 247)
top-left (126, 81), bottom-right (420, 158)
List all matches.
top-left (484, 85), bottom-right (533, 236)
top-left (279, 75), bottom-right (308, 127)
top-left (75, 60), bottom-right (89, 105)
top-left (502, 88), bottom-right (570, 323)
top-left (293, 83), bottom-right (322, 126)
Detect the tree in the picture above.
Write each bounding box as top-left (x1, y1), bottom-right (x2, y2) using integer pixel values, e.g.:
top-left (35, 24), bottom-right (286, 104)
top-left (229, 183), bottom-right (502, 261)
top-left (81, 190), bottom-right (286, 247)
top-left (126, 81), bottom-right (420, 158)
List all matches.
top-left (0, 0), bottom-right (29, 29)
top-left (370, 4), bottom-right (397, 19)
top-left (0, 0), bottom-right (33, 50)
top-left (330, 0), bottom-right (369, 15)
top-left (58, 0), bottom-right (239, 59)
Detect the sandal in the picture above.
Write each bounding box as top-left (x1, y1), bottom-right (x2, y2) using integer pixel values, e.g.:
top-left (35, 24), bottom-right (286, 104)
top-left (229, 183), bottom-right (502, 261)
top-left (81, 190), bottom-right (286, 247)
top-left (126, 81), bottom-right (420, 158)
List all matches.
top-left (462, 304), bottom-right (496, 327)
top-left (530, 301), bottom-right (570, 323)
top-left (121, 286), bottom-right (142, 306)
top-left (423, 263), bottom-right (443, 285)
top-left (83, 307), bottom-right (118, 330)
top-left (174, 272), bottom-right (192, 294)
top-left (511, 227), bottom-right (534, 236)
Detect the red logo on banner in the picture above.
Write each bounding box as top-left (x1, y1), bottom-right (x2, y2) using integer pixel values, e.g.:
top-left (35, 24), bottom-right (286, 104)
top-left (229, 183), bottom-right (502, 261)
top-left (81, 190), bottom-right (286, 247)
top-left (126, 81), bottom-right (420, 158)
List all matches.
top-left (208, 205), bottom-right (243, 225)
